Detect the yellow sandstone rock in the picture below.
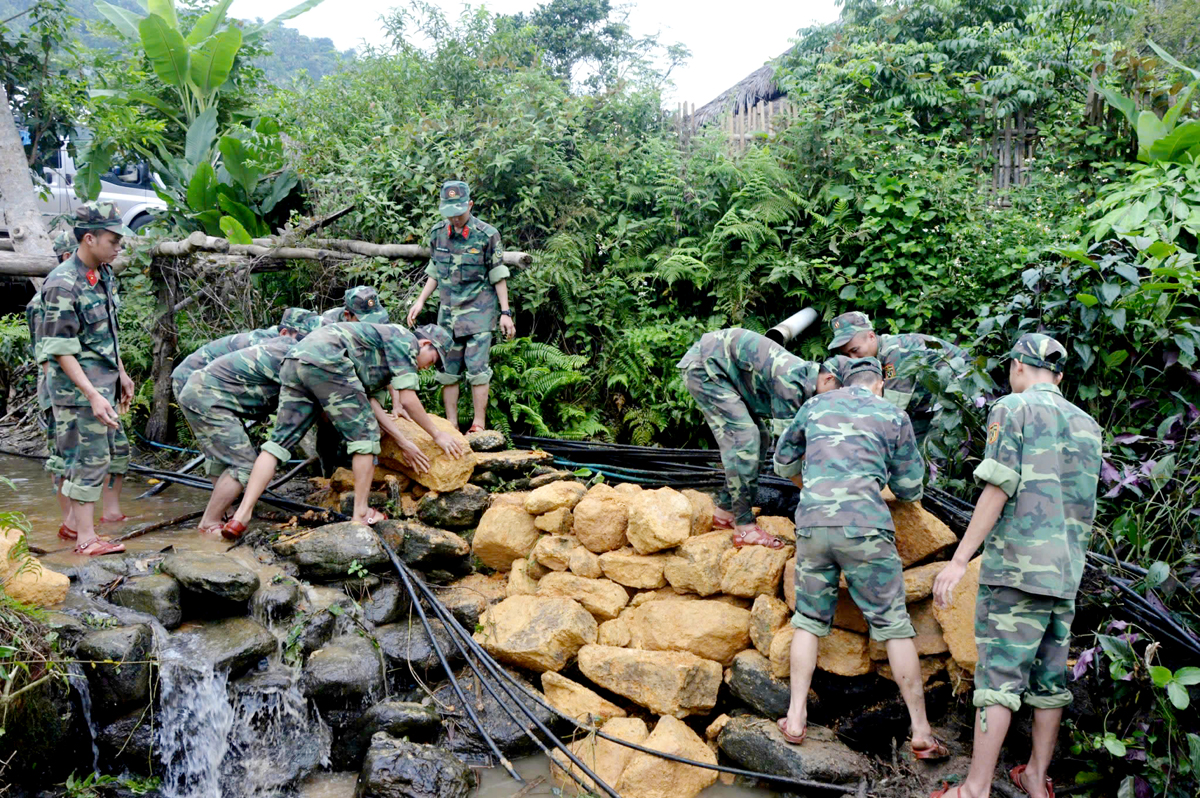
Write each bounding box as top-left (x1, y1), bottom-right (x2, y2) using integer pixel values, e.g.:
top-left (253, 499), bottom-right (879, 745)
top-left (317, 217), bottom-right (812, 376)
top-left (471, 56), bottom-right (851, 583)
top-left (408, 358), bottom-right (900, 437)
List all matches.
top-left (626, 488), bottom-right (692, 554)
top-left (472, 504), bottom-right (540, 570)
top-left (379, 415), bottom-right (475, 492)
top-left (718, 544), bottom-right (793, 598)
top-left (598, 614), bottom-right (632, 647)
top-left (525, 481), bottom-right (587, 515)
top-left (534, 506), bottom-right (573, 535)
top-left (568, 546), bottom-right (603, 579)
top-left (869, 598), bottom-right (947, 660)
top-left (615, 716), bottom-right (718, 798)
top-left (577, 645), bottom-right (722, 718)
top-left (932, 557), bottom-right (981, 669)
top-left (506, 558), bottom-right (541, 597)
top-left (598, 548), bottom-right (669, 589)
top-left (749, 594), bottom-right (790, 657)
top-left (1, 529), bottom-right (68, 607)
top-left (757, 516), bottom-right (796, 543)
top-left (783, 555), bottom-right (796, 610)
top-left (537, 572), bottom-right (630, 621)
top-left (769, 626), bottom-right (871, 678)
top-left (550, 717), bottom-right (648, 792)
top-left (680, 489), bottom-right (715, 536)
top-left (573, 486), bottom-right (630, 554)
top-left (624, 599), bottom-right (751, 666)
top-left (663, 530), bottom-right (734, 596)
top-left (541, 671), bottom-right (628, 724)
top-left (531, 534), bottom-right (578, 571)
top-left (475, 594), bottom-right (597, 672)
top-left (890, 500), bottom-right (958, 567)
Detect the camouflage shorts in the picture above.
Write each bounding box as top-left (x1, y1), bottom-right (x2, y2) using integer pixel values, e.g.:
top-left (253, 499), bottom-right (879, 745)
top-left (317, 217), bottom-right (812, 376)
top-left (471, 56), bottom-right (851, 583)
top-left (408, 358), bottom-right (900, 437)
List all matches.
top-left (974, 584), bottom-right (1075, 712)
top-left (52, 405), bottom-right (130, 503)
top-left (682, 365), bottom-right (768, 526)
top-left (436, 330), bottom-right (493, 386)
top-left (178, 377), bottom-right (261, 486)
top-left (262, 359), bottom-right (380, 463)
top-left (791, 526), bottom-right (915, 641)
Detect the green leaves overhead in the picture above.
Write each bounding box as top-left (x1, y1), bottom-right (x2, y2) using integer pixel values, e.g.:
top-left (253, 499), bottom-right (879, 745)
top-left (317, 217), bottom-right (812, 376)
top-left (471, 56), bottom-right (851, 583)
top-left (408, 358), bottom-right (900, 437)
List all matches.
top-left (185, 107), bottom-right (219, 167)
top-left (95, 0), bottom-right (143, 38)
top-left (189, 28), bottom-right (242, 97)
top-left (185, 0), bottom-right (236, 45)
top-left (139, 13), bottom-right (190, 92)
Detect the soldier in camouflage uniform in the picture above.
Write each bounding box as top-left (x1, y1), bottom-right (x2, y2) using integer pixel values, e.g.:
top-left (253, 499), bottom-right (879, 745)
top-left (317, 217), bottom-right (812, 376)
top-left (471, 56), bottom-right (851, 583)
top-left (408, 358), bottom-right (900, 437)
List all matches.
top-left (931, 334), bottom-right (1102, 798)
top-left (773, 357), bottom-right (947, 759)
top-left (37, 202), bottom-right (136, 556)
top-left (828, 311), bottom-right (971, 442)
top-left (678, 328), bottom-right (845, 547)
top-left (221, 323), bottom-right (468, 538)
top-left (320, 285), bottom-right (389, 325)
top-left (171, 307), bottom-right (320, 398)
top-left (406, 181), bottom-right (516, 433)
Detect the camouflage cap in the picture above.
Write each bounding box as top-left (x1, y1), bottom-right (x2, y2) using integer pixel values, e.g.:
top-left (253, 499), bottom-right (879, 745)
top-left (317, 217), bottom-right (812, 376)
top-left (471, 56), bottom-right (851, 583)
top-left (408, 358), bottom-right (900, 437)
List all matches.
top-left (345, 286), bottom-right (389, 324)
top-left (843, 356), bottom-right (883, 382)
top-left (827, 311), bottom-right (874, 349)
top-left (1009, 333), bottom-right (1066, 374)
top-left (820, 355), bottom-right (851, 382)
top-left (52, 230), bottom-right (77, 257)
top-left (74, 201), bottom-right (134, 236)
top-left (279, 307), bottom-right (320, 337)
top-left (415, 323), bottom-right (453, 366)
top-left (439, 180), bottom-right (471, 218)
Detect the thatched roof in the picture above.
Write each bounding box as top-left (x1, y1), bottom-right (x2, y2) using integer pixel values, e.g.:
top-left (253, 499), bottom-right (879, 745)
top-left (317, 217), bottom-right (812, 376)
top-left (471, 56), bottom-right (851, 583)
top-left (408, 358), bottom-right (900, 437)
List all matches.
top-left (693, 49), bottom-right (792, 127)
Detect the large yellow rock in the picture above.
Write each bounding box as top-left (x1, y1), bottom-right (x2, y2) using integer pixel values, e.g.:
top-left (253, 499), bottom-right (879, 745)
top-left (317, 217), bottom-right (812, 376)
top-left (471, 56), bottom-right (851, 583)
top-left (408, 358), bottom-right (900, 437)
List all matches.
top-left (718, 544), bottom-right (793, 598)
top-left (663, 531), bottom-right (734, 596)
top-left (680, 489), bottom-right (715, 536)
top-left (550, 717), bottom-right (648, 792)
top-left (624, 599), bottom-right (751, 666)
top-left (769, 626), bottom-right (872, 678)
top-left (615, 716), bottom-right (718, 798)
top-left (626, 488), bottom-right (692, 555)
top-left (490, 491), bottom-right (531, 508)
top-left (890, 500), bottom-right (958, 567)
top-left (783, 555), bottom-right (796, 610)
top-left (613, 482), bottom-right (643, 496)
top-left (902, 561), bottom-right (945, 602)
top-left (541, 671), bottom-right (627, 724)
top-left (1, 529), bottom-right (68, 607)
top-left (598, 615), bottom-right (632, 647)
top-left (568, 546), bottom-right (603, 579)
top-left (932, 557), bottom-right (981, 669)
top-left (573, 486), bottom-right (630, 553)
top-left (379, 415), bottom-right (475, 492)
top-left (475, 595), bottom-right (597, 672)
top-left (531, 535), bottom-right (578, 571)
top-left (757, 516), bottom-right (796, 543)
top-left (537, 572), bottom-right (630, 621)
top-left (577, 644), bottom-right (722, 718)
top-left (506, 558), bottom-right (541, 597)
top-left (534, 507), bottom-right (573, 535)
top-left (869, 598), bottom-right (947, 660)
top-left (749, 594), bottom-right (790, 657)
top-left (525, 481), bottom-right (587, 515)
top-left (472, 504), bottom-right (540, 570)
top-left (598, 548), bottom-right (669, 589)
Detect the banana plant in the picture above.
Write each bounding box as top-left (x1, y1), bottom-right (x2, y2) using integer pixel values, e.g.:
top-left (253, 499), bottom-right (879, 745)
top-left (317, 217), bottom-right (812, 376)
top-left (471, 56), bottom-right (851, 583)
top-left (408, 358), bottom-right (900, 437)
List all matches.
top-left (1096, 41), bottom-right (1200, 165)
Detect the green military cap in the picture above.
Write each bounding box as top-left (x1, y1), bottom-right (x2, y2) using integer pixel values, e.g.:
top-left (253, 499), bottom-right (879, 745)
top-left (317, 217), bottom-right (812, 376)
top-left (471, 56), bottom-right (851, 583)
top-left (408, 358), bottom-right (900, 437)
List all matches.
top-left (52, 230), bottom-right (77, 257)
top-left (820, 355), bottom-right (851, 382)
top-left (844, 356), bottom-right (883, 381)
top-left (345, 286), bottom-right (389, 324)
top-left (279, 307), bottom-right (320, 337)
top-left (415, 323), bottom-right (453, 366)
top-left (1009, 333), bottom-right (1066, 373)
top-left (439, 180), bottom-right (471, 218)
top-left (827, 311), bottom-right (874, 350)
top-left (74, 201), bottom-right (134, 236)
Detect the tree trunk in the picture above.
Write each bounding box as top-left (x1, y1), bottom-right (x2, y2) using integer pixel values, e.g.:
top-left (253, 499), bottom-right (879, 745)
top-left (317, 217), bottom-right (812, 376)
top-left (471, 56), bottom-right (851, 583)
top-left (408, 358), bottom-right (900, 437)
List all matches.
top-left (0, 84), bottom-right (53, 286)
top-left (144, 259), bottom-right (178, 443)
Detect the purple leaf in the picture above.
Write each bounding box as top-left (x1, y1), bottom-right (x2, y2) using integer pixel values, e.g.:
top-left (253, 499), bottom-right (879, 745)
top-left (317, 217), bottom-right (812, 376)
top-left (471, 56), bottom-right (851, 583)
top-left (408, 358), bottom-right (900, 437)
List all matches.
top-left (1188, 370), bottom-right (1200, 387)
top-left (928, 460), bottom-right (939, 481)
top-left (1140, 460), bottom-right (1156, 475)
top-left (974, 395), bottom-right (987, 408)
top-left (1164, 351), bottom-right (1179, 367)
top-left (1130, 398), bottom-right (1154, 410)
top-left (1135, 776), bottom-right (1152, 798)
top-left (1118, 632), bottom-right (1140, 645)
top-left (1072, 647), bottom-right (1096, 680)
top-left (1108, 620), bottom-right (1129, 632)
top-left (1145, 591), bottom-right (1169, 616)
top-left (1101, 459), bottom-right (1120, 484)
top-left (1113, 433), bottom-right (1146, 444)
top-left (1126, 748), bottom-right (1148, 762)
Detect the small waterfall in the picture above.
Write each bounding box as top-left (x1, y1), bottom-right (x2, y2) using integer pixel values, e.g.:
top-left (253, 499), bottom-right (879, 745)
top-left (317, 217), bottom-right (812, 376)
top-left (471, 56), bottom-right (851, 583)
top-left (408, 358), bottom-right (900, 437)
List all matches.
top-left (66, 662), bottom-right (100, 774)
top-left (157, 655), bottom-right (235, 798)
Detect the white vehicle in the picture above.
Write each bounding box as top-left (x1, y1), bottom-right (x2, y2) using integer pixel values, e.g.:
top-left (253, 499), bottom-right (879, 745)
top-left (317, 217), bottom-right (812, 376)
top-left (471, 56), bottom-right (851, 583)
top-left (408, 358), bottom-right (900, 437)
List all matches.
top-left (33, 142), bottom-right (166, 233)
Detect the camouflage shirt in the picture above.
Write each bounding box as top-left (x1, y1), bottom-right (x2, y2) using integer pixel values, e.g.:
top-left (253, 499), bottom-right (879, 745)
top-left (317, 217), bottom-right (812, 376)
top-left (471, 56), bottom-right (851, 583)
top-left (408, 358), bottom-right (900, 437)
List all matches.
top-left (425, 215), bottom-right (509, 337)
top-left (173, 328), bottom-right (281, 390)
top-left (201, 337), bottom-right (296, 414)
top-left (974, 382), bottom-right (1103, 599)
top-left (290, 322), bottom-right (421, 396)
top-left (25, 293), bottom-right (50, 411)
top-left (38, 254), bottom-right (122, 406)
top-left (878, 333), bottom-right (970, 415)
top-left (774, 386), bottom-right (925, 533)
top-left (677, 328), bottom-right (821, 434)
top-left (320, 308), bottom-right (345, 324)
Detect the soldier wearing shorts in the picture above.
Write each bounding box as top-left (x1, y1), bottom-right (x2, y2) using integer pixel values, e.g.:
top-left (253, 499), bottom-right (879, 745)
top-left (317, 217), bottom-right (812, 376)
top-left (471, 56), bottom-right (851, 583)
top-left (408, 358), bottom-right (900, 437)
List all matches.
top-left (828, 311), bottom-right (971, 443)
top-left (38, 202), bottom-right (137, 556)
top-left (320, 285), bottom-right (388, 326)
top-left (221, 323), bottom-right (468, 538)
top-left (171, 307), bottom-right (318, 398)
top-left (773, 357), bottom-right (946, 759)
top-left (678, 328), bottom-right (845, 548)
top-left (932, 334), bottom-right (1102, 798)
top-left (406, 181), bottom-right (516, 433)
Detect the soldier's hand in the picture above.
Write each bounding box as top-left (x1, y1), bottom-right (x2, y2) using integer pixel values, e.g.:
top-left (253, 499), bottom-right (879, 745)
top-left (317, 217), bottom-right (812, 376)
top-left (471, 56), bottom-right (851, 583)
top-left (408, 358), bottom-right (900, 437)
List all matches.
top-left (398, 439), bottom-right (431, 473)
top-left (119, 371), bottom-right (135, 407)
top-left (500, 314), bottom-right (516, 340)
top-left (89, 393), bottom-right (121, 430)
top-left (433, 431), bottom-right (467, 459)
top-left (933, 560), bottom-right (966, 609)
top-left (406, 301), bottom-right (424, 327)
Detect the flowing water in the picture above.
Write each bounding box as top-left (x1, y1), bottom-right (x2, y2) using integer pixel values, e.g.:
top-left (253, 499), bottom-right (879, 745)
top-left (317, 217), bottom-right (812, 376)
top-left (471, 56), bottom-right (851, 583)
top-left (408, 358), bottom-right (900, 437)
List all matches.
top-left (66, 662), bottom-right (101, 774)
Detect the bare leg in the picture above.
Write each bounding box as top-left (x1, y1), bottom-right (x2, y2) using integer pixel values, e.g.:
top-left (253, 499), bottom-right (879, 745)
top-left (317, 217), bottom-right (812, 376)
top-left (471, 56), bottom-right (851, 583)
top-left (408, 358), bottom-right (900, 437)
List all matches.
top-left (783, 628), bottom-right (819, 738)
top-left (54, 476), bottom-right (72, 528)
top-left (957, 705), bottom-right (1013, 798)
top-left (470, 383), bottom-right (489, 429)
top-left (713, 506), bottom-right (735, 526)
top-left (350, 453), bottom-right (375, 523)
top-left (883, 637), bottom-right (935, 748)
top-left (73, 501), bottom-right (98, 547)
top-left (442, 384), bottom-right (460, 428)
top-left (200, 472), bottom-right (244, 531)
top-left (1021, 708), bottom-right (1062, 798)
top-left (100, 474), bottom-right (125, 521)
top-left (230, 452), bottom-right (280, 526)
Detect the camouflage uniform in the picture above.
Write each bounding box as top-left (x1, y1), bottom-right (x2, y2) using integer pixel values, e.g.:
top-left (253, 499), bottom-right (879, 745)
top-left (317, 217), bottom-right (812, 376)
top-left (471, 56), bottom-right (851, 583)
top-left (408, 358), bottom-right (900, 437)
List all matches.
top-left (261, 323), bottom-right (447, 463)
top-left (37, 203), bottom-right (133, 503)
top-left (320, 286), bottom-right (389, 325)
top-left (178, 338), bottom-right (295, 485)
top-left (426, 181), bottom-right (509, 387)
top-left (26, 292), bottom-right (63, 476)
top-left (774, 357), bottom-right (925, 641)
top-left (972, 334), bottom-right (1102, 713)
top-left (678, 328), bottom-right (842, 526)
top-left (827, 312), bottom-right (970, 439)
top-left (170, 308), bottom-right (317, 398)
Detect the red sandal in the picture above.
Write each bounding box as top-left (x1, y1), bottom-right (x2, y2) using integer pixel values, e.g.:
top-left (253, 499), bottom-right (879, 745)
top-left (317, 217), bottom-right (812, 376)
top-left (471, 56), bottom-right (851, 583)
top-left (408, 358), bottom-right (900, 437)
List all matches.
top-left (732, 525), bottom-right (785, 549)
top-left (75, 538), bottom-right (125, 556)
top-left (911, 736), bottom-right (950, 760)
top-left (776, 718), bottom-right (806, 745)
top-left (363, 508), bottom-right (388, 526)
top-left (100, 514), bottom-right (128, 524)
top-left (467, 423), bottom-right (485, 434)
top-left (58, 524), bottom-right (79, 541)
top-left (1010, 765), bottom-right (1054, 798)
top-left (221, 519), bottom-right (248, 541)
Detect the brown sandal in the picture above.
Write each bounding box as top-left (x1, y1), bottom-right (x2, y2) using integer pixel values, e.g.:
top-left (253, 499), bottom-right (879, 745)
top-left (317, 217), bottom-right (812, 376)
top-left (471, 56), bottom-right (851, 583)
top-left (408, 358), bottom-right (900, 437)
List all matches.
top-left (776, 718), bottom-right (806, 745)
top-left (732, 525), bottom-right (785, 549)
top-left (58, 524), bottom-right (78, 541)
top-left (75, 538), bottom-right (125, 556)
top-left (911, 736), bottom-right (950, 760)
top-left (363, 508), bottom-right (388, 526)
top-left (1011, 765), bottom-right (1054, 798)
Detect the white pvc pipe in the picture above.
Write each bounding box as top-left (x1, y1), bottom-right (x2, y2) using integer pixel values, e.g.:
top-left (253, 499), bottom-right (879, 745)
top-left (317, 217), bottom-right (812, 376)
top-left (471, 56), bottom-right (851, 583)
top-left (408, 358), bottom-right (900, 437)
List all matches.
top-left (764, 307), bottom-right (818, 345)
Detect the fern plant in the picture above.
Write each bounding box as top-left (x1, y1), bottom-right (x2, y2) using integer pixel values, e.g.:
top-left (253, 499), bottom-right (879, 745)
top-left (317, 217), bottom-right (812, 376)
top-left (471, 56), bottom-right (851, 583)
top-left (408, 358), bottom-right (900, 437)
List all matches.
top-left (485, 337), bottom-right (610, 440)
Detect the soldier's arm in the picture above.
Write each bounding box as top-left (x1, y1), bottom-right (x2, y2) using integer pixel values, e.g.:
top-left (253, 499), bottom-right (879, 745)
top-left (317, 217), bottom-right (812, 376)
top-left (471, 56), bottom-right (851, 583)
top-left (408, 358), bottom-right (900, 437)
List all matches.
top-left (772, 408), bottom-right (808, 486)
top-left (398, 389), bottom-right (467, 458)
top-left (371, 397), bottom-right (430, 472)
top-left (933, 484), bottom-right (1007, 608)
top-left (887, 415), bottom-right (924, 502)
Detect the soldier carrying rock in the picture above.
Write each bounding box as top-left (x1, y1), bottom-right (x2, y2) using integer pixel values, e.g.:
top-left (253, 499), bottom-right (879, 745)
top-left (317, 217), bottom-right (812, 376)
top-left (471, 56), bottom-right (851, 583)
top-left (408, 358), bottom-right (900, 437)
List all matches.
top-left (678, 327), bottom-right (846, 548)
top-left (773, 357), bottom-right (948, 760)
top-left (221, 322), bottom-right (467, 538)
top-left (931, 334), bottom-right (1103, 798)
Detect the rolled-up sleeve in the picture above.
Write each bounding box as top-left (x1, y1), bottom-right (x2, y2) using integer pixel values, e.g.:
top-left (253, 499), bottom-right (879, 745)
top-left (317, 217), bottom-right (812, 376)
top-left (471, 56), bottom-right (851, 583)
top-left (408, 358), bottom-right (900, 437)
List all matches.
top-left (487, 229), bottom-right (508, 284)
top-left (773, 407), bottom-right (808, 478)
top-left (37, 280), bottom-right (82, 358)
top-left (974, 402), bottom-right (1023, 496)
